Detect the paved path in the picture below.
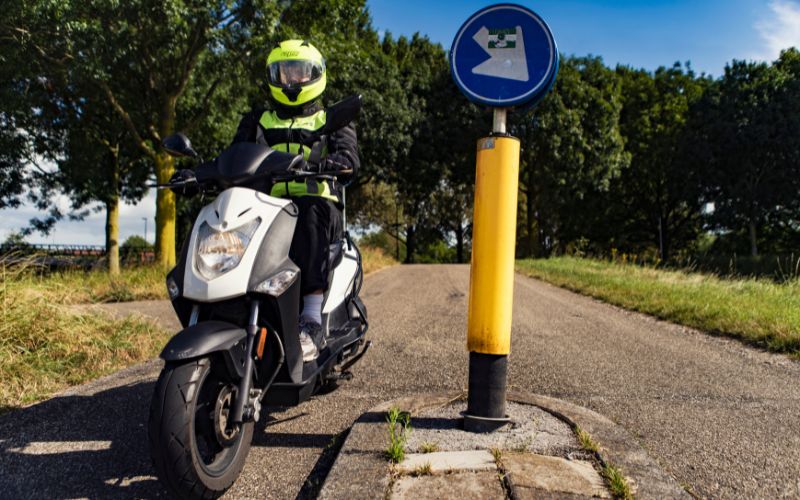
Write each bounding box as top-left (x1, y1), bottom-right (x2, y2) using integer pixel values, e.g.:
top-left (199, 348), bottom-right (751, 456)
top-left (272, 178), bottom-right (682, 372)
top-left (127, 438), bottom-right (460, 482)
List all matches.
top-left (1, 265), bottom-right (798, 499)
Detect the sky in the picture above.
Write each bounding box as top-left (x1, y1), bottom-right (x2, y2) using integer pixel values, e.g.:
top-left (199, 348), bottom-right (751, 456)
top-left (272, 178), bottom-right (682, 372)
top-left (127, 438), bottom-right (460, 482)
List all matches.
top-left (3, 0), bottom-right (800, 246)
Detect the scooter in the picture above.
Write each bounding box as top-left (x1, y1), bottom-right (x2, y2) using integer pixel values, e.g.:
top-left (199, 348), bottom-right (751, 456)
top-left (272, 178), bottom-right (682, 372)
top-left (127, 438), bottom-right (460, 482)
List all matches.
top-left (147, 95), bottom-right (369, 499)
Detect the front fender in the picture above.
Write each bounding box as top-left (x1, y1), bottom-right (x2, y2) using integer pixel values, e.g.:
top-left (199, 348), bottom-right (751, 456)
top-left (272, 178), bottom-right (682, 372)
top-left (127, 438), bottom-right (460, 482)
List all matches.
top-left (160, 320), bottom-right (247, 379)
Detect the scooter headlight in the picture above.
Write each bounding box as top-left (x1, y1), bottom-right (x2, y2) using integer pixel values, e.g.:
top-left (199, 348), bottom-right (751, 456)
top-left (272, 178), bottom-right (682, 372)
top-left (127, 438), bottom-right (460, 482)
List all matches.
top-left (196, 218), bottom-right (260, 280)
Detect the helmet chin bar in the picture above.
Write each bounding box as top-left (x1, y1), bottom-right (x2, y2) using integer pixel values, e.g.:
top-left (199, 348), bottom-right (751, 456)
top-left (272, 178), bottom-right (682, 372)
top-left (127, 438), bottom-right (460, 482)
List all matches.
top-left (282, 87), bottom-right (302, 102)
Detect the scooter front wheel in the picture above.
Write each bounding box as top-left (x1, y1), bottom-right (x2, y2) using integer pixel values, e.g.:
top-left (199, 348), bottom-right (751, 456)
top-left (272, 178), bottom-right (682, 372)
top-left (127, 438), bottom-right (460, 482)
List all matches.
top-left (148, 357), bottom-right (254, 499)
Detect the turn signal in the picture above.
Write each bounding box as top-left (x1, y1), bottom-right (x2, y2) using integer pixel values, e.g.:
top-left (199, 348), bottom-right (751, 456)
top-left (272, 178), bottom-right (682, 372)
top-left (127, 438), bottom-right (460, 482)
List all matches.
top-left (256, 327), bottom-right (267, 359)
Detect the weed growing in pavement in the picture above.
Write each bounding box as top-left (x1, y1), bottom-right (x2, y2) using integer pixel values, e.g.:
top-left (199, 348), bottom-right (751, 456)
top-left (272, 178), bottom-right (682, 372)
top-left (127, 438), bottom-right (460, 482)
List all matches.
top-left (411, 462), bottom-right (432, 476)
top-left (510, 434), bottom-right (534, 452)
top-left (574, 425), bottom-right (633, 498)
top-left (385, 407), bottom-right (411, 463)
top-left (490, 447), bottom-right (503, 465)
top-left (419, 441), bottom-right (439, 453)
top-left (602, 464), bottom-right (634, 499)
top-left (576, 426), bottom-right (599, 453)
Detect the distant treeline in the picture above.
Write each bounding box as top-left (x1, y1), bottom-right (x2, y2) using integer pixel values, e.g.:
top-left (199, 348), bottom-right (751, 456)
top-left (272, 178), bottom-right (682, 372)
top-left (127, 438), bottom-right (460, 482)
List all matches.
top-left (2, 0), bottom-right (798, 271)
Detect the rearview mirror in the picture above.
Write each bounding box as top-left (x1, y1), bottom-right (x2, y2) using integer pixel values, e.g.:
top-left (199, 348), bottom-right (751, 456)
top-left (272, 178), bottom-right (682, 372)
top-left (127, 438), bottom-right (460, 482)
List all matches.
top-left (323, 94), bottom-right (362, 134)
top-left (162, 133), bottom-right (199, 158)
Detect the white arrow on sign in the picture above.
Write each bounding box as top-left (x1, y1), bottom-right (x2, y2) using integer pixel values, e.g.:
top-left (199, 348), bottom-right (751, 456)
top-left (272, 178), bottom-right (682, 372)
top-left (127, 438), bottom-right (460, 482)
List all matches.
top-left (471, 26), bottom-right (529, 82)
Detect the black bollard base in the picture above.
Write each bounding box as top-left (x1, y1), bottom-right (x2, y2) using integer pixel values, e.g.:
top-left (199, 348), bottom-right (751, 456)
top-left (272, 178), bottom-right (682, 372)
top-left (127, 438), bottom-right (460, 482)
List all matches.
top-left (463, 352), bottom-right (510, 433)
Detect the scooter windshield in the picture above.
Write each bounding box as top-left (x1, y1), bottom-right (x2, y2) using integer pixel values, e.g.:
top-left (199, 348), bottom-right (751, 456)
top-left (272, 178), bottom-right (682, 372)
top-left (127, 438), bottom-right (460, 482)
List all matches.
top-left (197, 143), bottom-right (303, 189)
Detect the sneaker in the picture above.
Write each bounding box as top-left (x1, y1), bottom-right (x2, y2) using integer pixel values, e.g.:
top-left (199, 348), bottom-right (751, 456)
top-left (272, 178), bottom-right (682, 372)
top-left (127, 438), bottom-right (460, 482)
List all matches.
top-left (299, 330), bottom-right (319, 362)
top-left (299, 317), bottom-right (326, 362)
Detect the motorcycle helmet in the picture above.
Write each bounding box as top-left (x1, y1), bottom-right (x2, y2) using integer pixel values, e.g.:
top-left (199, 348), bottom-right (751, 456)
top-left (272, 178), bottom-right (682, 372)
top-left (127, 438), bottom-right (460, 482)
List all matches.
top-left (266, 40), bottom-right (327, 106)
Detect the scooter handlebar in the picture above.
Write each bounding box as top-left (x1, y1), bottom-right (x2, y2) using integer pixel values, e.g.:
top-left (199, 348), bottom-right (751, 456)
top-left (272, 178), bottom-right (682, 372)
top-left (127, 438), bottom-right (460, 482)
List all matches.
top-left (147, 170), bottom-right (353, 190)
top-left (147, 179), bottom-right (199, 189)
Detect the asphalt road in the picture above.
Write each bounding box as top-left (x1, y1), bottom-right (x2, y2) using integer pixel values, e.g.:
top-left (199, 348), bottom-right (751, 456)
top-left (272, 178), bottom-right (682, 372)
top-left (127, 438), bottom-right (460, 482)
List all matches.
top-left (1, 264), bottom-right (799, 499)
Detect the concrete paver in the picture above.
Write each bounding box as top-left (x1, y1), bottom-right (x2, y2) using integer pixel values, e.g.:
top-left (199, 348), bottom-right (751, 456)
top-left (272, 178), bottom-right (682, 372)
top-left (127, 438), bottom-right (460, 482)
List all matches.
top-left (391, 471), bottom-right (505, 500)
top-left (502, 452), bottom-right (609, 498)
top-left (398, 450), bottom-right (496, 474)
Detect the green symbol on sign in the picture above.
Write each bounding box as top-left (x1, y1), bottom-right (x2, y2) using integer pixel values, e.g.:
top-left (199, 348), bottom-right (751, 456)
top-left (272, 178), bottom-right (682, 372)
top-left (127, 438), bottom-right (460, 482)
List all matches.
top-left (488, 28), bottom-right (516, 49)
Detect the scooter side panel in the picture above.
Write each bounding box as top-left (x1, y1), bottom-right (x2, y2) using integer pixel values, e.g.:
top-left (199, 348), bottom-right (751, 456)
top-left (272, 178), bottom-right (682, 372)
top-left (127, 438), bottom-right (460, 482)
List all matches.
top-left (322, 245), bottom-right (358, 314)
top-left (183, 188), bottom-right (293, 302)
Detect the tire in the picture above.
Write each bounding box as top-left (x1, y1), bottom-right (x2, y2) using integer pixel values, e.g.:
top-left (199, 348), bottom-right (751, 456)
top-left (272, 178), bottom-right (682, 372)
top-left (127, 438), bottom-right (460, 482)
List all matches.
top-left (149, 357), bottom-right (254, 499)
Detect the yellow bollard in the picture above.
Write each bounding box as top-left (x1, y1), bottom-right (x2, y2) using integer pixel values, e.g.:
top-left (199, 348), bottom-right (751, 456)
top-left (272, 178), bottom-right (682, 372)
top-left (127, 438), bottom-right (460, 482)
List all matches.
top-left (467, 135), bottom-right (520, 355)
top-left (463, 112), bottom-right (520, 433)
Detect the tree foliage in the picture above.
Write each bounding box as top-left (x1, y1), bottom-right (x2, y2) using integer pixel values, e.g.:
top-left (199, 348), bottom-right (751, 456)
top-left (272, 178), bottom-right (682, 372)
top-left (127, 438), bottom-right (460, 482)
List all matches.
top-left (3, 1), bottom-right (799, 267)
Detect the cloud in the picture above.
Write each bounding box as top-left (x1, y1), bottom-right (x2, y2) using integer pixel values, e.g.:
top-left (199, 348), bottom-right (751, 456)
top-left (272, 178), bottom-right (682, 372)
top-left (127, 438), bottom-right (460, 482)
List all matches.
top-left (753, 0), bottom-right (800, 61)
top-left (0, 190), bottom-right (156, 245)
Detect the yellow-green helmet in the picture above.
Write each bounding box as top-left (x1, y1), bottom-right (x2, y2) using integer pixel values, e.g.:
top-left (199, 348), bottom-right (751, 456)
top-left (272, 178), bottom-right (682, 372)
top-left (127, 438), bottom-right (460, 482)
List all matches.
top-left (266, 40), bottom-right (327, 107)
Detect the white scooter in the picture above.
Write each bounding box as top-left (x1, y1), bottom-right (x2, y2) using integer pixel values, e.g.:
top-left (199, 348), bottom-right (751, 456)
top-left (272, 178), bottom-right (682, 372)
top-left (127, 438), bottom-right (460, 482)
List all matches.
top-left (148, 96), bottom-right (369, 499)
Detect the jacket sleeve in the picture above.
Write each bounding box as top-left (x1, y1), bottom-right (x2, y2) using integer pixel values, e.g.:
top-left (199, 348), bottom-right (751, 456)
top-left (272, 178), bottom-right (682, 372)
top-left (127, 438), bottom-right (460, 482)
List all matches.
top-left (231, 110), bottom-right (261, 144)
top-left (326, 122), bottom-right (360, 181)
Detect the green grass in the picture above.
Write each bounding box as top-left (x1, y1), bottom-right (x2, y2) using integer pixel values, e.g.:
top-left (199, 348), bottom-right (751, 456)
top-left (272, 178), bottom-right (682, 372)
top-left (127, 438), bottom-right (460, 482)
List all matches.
top-left (0, 266), bottom-right (170, 412)
top-left (602, 464), bottom-right (634, 499)
top-left (516, 257), bottom-right (800, 357)
top-left (490, 447), bottom-right (503, 465)
top-left (419, 441), bottom-right (439, 453)
top-left (0, 243), bottom-right (395, 414)
top-left (385, 406), bottom-right (411, 463)
top-left (411, 462), bottom-right (432, 476)
top-left (7, 264), bottom-right (167, 304)
top-left (574, 426), bottom-right (633, 499)
top-left (576, 425), bottom-right (599, 453)
top-left (4, 243), bottom-right (394, 307)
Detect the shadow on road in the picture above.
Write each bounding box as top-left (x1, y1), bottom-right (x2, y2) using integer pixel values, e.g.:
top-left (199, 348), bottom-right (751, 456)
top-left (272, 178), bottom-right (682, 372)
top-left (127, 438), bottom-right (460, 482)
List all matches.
top-left (0, 380), bottom-right (167, 499)
top-left (0, 380), bottom-right (359, 498)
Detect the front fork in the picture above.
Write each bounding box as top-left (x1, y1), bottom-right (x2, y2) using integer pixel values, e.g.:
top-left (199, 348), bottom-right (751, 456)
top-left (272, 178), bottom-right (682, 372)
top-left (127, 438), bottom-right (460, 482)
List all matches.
top-left (231, 300), bottom-right (260, 424)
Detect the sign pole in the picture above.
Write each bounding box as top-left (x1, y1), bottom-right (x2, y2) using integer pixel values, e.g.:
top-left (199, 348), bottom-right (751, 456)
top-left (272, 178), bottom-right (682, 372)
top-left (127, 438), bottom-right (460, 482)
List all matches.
top-left (449, 3), bottom-right (558, 433)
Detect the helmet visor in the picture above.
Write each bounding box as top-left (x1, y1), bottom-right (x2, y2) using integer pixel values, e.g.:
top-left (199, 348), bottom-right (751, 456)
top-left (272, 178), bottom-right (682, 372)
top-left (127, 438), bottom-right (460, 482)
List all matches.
top-left (268, 60), bottom-right (325, 87)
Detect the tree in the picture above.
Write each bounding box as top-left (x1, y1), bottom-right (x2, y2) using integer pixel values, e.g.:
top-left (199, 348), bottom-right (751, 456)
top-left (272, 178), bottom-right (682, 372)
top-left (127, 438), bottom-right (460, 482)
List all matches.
top-left (5, 0), bottom-right (281, 268)
top-left (514, 56), bottom-right (629, 257)
top-left (609, 63), bottom-right (709, 260)
top-left (698, 53), bottom-right (800, 256)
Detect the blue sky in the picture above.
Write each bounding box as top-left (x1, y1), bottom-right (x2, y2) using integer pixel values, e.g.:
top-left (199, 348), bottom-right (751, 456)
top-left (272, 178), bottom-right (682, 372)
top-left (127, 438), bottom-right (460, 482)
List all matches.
top-left (369, 0), bottom-right (800, 76)
top-left (3, 0), bottom-right (800, 245)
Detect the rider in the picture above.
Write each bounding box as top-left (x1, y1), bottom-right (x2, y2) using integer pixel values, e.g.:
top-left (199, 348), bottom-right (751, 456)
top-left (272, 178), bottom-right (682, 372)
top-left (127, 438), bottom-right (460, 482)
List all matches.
top-left (173, 39), bottom-right (359, 362)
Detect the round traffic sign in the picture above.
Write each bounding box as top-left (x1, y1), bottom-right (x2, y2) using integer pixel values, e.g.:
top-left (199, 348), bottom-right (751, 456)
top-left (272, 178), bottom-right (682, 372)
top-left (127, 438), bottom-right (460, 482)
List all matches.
top-left (449, 3), bottom-right (559, 108)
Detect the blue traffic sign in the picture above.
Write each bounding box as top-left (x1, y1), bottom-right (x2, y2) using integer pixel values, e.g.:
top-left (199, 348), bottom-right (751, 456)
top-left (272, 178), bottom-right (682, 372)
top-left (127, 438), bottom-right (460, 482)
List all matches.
top-left (450, 4), bottom-right (559, 108)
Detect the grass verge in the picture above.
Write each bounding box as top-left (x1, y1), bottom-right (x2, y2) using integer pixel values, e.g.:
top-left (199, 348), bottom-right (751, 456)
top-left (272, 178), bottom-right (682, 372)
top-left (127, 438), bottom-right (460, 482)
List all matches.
top-left (516, 257), bottom-right (800, 357)
top-left (361, 245), bottom-right (397, 275)
top-left (0, 274), bottom-right (170, 413)
top-left (7, 264), bottom-right (166, 304)
top-left (8, 243), bottom-right (394, 307)
top-left (0, 243), bottom-right (395, 414)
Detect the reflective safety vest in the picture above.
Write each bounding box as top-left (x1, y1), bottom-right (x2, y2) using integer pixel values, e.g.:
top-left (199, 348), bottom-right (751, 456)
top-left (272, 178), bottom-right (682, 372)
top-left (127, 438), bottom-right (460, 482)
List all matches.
top-left (258, 109), bottom-right (339, 203)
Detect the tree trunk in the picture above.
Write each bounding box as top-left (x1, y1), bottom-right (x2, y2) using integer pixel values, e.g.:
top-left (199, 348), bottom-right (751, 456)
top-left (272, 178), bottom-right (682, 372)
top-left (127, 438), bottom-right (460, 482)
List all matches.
top-left (405, 224), bottom-right (415, 264)
top-left (105, 196), bottom-right (120, 276)
top-left (748, 220), bottom-right (758, 257)
top-left (455, 223), bottom-right (464, 263)
top-left (525, 177), bottom-right (537, 258)
top-left (155, 152), bottom-right (177, 269)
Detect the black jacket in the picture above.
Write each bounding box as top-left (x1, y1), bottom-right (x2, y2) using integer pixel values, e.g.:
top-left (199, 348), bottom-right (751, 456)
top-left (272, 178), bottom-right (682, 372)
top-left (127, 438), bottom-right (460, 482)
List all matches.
top-left (231, 102), bottom-right (359, 195)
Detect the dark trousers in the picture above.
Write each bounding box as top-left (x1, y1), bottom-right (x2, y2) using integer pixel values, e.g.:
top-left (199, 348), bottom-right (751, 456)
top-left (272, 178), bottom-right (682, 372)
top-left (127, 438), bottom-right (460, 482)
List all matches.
top-left (289, 197), bottom-right (343, 295)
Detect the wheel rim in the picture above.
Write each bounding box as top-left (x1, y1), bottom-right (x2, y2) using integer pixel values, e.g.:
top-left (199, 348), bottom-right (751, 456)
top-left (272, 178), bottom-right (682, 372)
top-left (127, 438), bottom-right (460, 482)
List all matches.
top-left (191, 366), bottom-right (245, 477)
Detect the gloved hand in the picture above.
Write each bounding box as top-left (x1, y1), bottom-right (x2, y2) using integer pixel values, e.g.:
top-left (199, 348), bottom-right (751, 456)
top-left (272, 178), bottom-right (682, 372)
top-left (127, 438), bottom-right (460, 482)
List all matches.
top-left (322, 154), bottom-right (351, 172)
top-left (169, 169), bottom-right (199, 196)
